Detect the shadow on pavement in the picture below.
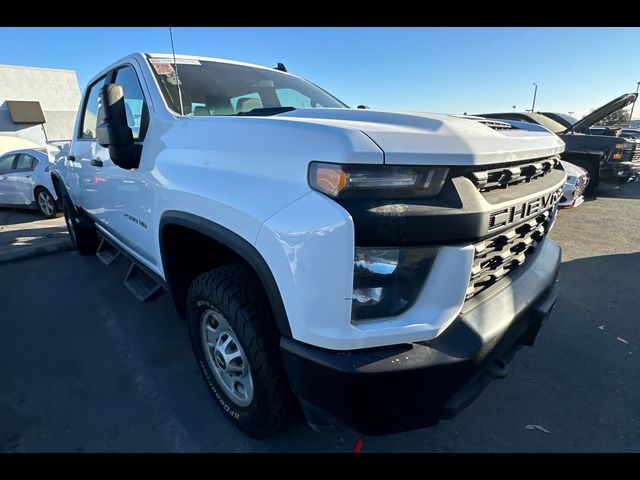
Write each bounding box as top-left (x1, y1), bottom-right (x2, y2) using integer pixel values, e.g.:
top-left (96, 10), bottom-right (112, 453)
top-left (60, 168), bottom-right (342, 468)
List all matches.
top-left (590, 181), bottom-right (640, 200)
top-left (0, 208), bottom-right (48, 226)
top-left (0, 208), bottom-right (67, 256)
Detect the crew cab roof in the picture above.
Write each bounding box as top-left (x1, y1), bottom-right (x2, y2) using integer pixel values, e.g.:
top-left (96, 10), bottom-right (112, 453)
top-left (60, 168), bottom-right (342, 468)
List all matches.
top-left (84, 52), bottom-right (295, 87)
top-left (145, 53), bottom-right (291, 75)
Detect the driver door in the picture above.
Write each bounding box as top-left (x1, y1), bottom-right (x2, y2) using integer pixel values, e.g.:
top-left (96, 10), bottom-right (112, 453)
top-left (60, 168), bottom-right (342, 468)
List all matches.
top-left (92, 64), bottom-right (156, 269)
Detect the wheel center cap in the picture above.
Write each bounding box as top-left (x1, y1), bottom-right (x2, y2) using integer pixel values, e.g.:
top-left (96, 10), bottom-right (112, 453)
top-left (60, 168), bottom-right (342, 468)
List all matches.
top-left (214, 350), bottom-right (226, 370)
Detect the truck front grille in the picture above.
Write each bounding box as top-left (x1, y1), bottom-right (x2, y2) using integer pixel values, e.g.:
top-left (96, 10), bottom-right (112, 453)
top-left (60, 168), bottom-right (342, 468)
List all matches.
top-left (469, 156), bottom-right (560, 192)
top-left (632, 144), bottom-right (640, 162)
top-left (466, 208), bottom-right (556, 300)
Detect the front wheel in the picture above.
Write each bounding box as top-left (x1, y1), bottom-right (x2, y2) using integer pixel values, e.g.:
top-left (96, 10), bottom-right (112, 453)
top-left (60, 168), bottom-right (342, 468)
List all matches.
top-left (35, 187), bottom-right (60, 219)
top-left (186, 263), bottom-right (296, 439)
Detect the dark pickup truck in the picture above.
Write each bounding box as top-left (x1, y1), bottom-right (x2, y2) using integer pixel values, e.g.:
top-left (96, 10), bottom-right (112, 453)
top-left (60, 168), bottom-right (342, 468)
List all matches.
top-left (478, 93), bottom-right (640, 192)
top-left (589, 126), bottom-right (640, 140)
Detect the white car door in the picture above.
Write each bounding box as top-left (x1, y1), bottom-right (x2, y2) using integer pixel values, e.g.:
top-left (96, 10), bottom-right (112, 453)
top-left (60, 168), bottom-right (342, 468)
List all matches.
top-left (10, 153), bottom-right (38, 206)
top-left (0, 153), bottom-right (20, 205)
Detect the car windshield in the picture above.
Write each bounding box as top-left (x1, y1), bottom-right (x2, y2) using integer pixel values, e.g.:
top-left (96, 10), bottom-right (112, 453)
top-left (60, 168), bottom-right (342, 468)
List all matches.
top-left (547, 112), bottom-right (579, 127)
top-left (528, 114), bottom-right (567, 134)
top-left (622, 130), bottom-right (640, 138)
top-left (147, 57), bottom-right (347, 116)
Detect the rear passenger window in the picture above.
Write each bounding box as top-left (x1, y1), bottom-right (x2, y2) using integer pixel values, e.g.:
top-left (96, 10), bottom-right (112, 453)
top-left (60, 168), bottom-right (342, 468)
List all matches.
top-left (15, 154), bottom-right (37, 171)
top-left (80, 77), bottom-right (107, 139)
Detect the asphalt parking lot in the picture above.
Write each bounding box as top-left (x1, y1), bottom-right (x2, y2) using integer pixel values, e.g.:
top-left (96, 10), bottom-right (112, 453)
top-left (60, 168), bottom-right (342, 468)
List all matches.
top-left (1, 181), bottom-right (639, 452)
top-left (0, 209), bottom-right (69, 264)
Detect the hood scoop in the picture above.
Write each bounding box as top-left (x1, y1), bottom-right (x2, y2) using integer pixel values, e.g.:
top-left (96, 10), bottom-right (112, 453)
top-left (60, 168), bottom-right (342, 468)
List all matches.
top-left (476, 119), bottom-right (514, 130)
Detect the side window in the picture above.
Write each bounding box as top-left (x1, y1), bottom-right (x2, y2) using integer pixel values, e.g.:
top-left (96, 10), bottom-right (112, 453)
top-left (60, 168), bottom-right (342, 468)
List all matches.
top-left (114, 65), bottom-right (148, 140)
top-left (0, 154), bottom-right (17, 174)
top-left (15, 154), bottom-right (37, 171)
top-left (276, 88), bottom-right (313, 108)
top-left (80, 77), bottom-right (107, 139)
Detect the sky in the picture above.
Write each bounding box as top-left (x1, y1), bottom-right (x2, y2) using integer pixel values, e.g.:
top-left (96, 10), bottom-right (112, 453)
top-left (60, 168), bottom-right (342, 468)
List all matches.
top-left (0, 27), bottom-right (639, 118)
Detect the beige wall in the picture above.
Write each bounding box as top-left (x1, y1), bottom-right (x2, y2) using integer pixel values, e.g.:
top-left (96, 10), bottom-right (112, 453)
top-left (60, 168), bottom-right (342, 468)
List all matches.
top-left (0, 65), bottom-right (81, 145)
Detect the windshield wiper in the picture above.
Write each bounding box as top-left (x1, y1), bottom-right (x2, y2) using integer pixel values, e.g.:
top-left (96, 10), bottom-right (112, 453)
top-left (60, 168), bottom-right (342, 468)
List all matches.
top-left (234, 106), bottom-right (296, 116)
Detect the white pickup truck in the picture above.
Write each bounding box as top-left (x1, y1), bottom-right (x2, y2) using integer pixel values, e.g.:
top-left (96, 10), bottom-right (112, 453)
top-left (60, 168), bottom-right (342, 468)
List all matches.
top-left (52, 52), bottom-right (566, 438)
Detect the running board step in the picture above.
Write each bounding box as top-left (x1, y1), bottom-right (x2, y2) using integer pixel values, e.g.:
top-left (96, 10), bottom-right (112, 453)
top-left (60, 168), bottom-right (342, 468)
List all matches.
top-left (96, 237), bottom-right (121, 265)
top-left (124, 262), bottom-right (162, 302)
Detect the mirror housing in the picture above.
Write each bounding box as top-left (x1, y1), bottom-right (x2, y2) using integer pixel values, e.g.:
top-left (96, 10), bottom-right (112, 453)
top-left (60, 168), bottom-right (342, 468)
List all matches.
top-left (96, 83), bottom-right (141, 169)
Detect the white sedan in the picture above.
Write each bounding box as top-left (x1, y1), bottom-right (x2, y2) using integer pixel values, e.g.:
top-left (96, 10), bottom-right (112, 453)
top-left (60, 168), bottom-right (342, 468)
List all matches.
top-left (0, 148), bottom-right (60, 218)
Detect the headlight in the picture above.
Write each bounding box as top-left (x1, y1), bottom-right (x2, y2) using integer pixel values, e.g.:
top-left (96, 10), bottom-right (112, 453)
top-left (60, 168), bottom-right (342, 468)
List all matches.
top-left (352, 246), bottom-right (438, 321)
top-left (612, 143), bottom-right (634, 161)
top-left (309, 162), bottom-right (448, 199)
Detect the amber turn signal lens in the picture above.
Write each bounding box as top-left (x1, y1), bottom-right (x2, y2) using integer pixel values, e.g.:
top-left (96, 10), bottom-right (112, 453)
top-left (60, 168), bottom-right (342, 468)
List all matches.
top-left (313, 165), bottom-right (348, 196)
top-left (309, 162), bottom-right (449, 199)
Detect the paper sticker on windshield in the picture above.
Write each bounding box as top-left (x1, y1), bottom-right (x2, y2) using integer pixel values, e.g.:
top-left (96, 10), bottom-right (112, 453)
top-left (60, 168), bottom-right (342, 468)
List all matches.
top-left (152, 62), bottom-right (175, 75)
top-left (149, 58), bottom-right (201, 65)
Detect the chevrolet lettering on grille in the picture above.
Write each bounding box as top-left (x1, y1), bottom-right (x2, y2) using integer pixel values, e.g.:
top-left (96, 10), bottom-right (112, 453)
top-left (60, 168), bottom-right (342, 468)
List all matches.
top-left (488, 186), bottom-right (564, 232)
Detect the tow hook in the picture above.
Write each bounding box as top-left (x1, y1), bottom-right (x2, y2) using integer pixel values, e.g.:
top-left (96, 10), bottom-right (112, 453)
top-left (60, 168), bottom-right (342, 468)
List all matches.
top-left (487, 358), bottom-right (510, 379)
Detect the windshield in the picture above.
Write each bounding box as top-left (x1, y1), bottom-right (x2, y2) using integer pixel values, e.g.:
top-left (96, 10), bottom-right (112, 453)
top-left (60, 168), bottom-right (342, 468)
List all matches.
top-left (147, 57), bottom-right (347, 116)
top-left (527, 113), bottom-right (567, 134)
top-left (544, 112), bottom-right (579, 127)
top-left (622, 129), bottom-right (640, 138)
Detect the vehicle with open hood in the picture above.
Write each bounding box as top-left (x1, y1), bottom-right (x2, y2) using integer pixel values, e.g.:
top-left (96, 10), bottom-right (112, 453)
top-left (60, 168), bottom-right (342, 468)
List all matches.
top-left (477, 93), bottom-right (640, 193)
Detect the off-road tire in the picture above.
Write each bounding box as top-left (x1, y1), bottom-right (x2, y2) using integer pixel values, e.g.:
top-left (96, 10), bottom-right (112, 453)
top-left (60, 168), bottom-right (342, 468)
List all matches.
top-left (186, 263), bottom-right (296, 439)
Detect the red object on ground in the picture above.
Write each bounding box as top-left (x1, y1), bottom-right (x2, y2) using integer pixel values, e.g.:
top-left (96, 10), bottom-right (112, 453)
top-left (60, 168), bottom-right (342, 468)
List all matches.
top-left (352, 438), bottom-right (364, 454)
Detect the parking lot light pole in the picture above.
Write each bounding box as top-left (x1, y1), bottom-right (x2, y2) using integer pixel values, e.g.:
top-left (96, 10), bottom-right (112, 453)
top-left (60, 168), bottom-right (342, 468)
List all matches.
top-left (531, 83), bottom-right (538, 112)
top-left (628, 81), bottom-right (640, 125)
top-left (512, 105), bottom-right (516, 112)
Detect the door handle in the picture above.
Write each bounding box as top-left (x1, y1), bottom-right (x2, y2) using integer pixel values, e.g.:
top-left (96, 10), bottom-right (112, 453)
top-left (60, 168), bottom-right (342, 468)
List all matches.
top-left (90, 159), bottom-right (104, 167)
top-left (25, 174), bottom-right (32, 178)
top-left (0, 175), bottom-right (6, 180)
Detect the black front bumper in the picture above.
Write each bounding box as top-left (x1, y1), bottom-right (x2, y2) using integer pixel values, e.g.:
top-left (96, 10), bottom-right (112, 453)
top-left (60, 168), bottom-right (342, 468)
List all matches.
top-left (602, 161), bottom-right (640, 182)
top-left (281, 238), bottom-right (561, 436)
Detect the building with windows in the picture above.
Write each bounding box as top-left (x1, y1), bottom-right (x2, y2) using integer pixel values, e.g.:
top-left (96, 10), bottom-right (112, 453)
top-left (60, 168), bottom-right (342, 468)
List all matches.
top-left (0, 64), bottom-right (80, 150)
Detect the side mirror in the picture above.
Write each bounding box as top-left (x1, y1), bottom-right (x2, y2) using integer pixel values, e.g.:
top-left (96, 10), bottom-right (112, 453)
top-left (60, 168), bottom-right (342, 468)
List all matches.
top-left (96, 83), bottom-right (141, 169)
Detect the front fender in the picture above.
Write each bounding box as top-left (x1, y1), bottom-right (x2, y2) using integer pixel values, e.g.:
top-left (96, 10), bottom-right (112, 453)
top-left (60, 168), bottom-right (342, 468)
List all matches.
top-left (255, 191), bottom-right (356, 349)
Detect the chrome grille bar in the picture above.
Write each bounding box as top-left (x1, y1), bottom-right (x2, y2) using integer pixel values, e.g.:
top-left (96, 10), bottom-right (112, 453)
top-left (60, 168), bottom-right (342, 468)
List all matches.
top-left (469, 156), bottom-right (560, 191)
top-left (466, 208), bottom-right (555, 300)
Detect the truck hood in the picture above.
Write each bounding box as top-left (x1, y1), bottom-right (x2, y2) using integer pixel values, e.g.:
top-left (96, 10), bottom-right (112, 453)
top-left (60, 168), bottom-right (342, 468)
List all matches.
top-left (565, 93), bottom-right (638, 134)
top-left (276, 108), bottom-right (564, 165)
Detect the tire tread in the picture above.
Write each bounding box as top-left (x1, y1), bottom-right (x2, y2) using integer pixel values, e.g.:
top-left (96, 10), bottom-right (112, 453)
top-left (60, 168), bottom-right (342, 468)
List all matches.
top-left (186, 263), bottom-right (295, 438)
